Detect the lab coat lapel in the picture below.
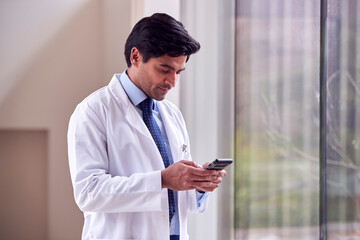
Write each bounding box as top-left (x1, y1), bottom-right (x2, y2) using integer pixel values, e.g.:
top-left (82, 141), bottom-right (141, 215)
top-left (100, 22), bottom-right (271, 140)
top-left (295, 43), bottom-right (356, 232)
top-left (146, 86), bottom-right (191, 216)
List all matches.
top-left (108, 75), bottom-right (154, 141)
top-left (157, 102), bottom-right (182, 163)
top-left (108, 75), bottom-right (165, 170)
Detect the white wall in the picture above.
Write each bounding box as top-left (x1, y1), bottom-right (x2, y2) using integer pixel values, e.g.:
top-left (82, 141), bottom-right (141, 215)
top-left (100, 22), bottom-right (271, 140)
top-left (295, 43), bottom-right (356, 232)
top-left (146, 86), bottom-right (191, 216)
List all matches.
top-left (0, 0), bottom-right (131, 239)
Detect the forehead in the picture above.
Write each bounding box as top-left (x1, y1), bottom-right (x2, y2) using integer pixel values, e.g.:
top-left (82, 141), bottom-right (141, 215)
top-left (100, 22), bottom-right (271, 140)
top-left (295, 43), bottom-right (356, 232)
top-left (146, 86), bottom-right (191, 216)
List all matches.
top-left (150, 55), bottom-right (187, 70)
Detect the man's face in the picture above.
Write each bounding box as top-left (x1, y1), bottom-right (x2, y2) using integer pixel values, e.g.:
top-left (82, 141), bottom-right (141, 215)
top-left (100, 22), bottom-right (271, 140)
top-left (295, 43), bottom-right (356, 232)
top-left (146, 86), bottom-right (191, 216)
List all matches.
top-left (131, 53), bottom-right (187, 101)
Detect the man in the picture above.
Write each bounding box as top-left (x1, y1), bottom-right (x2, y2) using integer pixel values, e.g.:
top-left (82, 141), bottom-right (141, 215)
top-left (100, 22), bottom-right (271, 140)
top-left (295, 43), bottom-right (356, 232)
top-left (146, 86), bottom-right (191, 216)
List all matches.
top-left (68, 13), bottom-right (226, 240)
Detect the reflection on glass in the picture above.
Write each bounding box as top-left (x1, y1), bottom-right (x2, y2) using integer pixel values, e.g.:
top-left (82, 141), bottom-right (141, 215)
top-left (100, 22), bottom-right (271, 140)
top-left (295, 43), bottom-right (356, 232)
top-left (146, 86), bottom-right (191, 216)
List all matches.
top-left (235, 1), bottom-right (320, 239)
top-left (326, 0), bottom-right (360, 238)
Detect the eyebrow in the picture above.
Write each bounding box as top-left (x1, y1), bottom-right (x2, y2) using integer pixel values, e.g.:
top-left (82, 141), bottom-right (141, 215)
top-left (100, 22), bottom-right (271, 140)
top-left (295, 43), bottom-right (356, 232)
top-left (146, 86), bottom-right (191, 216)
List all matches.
top-left (160, 64), bottom-right (186, 72)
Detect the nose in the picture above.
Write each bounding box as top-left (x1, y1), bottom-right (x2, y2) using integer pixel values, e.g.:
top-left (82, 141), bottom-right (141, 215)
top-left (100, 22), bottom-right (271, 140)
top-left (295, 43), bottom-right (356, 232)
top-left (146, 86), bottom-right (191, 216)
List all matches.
top-left (165, 73), bottom-right (177, 88)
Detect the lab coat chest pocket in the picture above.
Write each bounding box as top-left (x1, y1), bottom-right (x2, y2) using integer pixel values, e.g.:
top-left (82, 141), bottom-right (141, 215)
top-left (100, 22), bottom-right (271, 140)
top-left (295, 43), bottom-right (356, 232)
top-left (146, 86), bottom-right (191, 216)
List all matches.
top-left (158, 102), bottom-right (190, 163)
top-left (164, 118), bottom-right (189, 163)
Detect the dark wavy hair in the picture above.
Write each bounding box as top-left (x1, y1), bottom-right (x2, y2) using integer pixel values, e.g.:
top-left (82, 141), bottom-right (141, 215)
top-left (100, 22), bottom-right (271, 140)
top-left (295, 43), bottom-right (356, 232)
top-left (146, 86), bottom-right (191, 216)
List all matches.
top-left (124, 13), bottom-right (200, 67)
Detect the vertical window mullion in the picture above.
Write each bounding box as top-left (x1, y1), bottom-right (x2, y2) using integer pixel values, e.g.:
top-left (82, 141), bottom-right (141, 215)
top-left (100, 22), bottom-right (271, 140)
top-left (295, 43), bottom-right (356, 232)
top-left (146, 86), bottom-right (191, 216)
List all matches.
top-left (319, 0), bottom-right (328, 239)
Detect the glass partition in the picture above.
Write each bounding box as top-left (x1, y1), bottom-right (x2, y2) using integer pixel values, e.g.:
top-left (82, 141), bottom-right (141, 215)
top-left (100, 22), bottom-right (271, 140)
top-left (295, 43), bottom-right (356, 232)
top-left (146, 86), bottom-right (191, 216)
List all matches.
top-left (235, 1), bottom-right (321, 239)
top-left (235, 0), bottom-right (360, 239)
top-left (326, 0), bottom-right (360, 238)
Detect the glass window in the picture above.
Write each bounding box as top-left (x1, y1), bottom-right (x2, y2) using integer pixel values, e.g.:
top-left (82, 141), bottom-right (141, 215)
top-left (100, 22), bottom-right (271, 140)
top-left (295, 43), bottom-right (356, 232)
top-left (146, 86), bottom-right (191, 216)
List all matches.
top-left (235, 1), bottom-right (321, 239)
top-left (326, 0), bottom-right (360, 238)
top-left (235, 0), bottom-right (360, 239)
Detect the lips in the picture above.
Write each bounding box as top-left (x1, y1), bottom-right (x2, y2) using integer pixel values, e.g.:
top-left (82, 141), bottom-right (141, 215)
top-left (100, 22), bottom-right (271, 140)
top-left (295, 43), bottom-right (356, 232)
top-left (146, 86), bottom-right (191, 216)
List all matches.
top-left (158, 85), bottom-right (171, 94)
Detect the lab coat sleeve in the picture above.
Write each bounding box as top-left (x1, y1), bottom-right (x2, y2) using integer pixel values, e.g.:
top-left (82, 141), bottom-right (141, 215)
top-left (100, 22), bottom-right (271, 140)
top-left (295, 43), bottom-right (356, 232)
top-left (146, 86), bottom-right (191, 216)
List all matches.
top-left (68, 103), bottom-right (165, 213)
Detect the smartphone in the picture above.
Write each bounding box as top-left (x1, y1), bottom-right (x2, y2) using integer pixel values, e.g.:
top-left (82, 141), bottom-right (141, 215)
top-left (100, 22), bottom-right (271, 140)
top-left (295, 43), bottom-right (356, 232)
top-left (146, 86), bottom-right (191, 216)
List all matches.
top-left (205, 158), bottom-right (233, 170)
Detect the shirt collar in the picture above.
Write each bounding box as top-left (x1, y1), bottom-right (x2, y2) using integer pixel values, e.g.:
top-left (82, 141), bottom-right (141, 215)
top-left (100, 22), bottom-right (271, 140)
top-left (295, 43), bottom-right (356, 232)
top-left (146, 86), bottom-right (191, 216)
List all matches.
top-left (117, 70), bottom-right (148, 107)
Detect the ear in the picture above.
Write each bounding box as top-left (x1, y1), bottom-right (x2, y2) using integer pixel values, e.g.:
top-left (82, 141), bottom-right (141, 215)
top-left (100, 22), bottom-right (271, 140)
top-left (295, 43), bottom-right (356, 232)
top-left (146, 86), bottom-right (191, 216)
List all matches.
top-left (130, 47), bottom-right (142, 68)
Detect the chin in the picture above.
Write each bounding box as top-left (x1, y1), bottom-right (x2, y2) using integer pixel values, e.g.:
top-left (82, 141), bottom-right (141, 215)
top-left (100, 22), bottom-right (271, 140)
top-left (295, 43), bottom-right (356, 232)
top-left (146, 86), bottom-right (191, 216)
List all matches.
top-left (155, 96), bottom-right (166, 101)
top-left (150, 90), bottom-right (168, 101)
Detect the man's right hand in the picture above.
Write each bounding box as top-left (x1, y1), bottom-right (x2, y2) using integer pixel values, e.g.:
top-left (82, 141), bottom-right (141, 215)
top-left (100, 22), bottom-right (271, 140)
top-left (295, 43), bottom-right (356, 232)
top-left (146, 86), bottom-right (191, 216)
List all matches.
top-left (161, 160), bottom-right (225, 192)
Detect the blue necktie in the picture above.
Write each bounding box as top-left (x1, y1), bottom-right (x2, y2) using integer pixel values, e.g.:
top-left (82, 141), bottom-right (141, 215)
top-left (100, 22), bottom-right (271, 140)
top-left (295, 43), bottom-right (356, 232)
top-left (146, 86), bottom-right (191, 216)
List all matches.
top-left (139, 97), bottom-right (176, 222)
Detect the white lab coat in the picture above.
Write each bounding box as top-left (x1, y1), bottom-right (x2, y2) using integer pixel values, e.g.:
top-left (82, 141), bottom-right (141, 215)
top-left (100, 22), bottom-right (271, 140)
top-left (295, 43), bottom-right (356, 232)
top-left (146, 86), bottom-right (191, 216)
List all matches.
top-left (68, 74), bottom-right (207, 240)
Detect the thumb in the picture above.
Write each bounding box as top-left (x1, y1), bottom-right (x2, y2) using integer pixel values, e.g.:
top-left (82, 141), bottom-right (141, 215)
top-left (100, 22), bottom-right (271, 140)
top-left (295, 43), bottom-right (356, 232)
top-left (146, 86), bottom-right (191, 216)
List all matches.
top-left (202, 162), bottom-right (211, 168)
top-left (178, 160), bottom-right (200, 168)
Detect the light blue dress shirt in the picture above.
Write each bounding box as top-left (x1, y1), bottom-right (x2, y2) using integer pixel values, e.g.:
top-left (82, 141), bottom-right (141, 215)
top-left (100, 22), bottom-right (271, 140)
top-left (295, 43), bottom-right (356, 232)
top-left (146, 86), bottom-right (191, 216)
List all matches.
top-left (117, 71), bottom-right (208, 235)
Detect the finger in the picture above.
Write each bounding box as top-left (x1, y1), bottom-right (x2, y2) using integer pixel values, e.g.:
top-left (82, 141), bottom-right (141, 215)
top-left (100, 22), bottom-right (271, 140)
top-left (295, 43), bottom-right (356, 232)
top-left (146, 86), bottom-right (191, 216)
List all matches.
top-left (218, 170), bottom-right (227, 177)
top-left (177, 161), bottom-right (216, 179)
top-left (178, 160), bottom-right (197, 167)
top-left (194, 175), bottom-right (223, 192)
top-left (194, 162), bottom-right (203, 168)
top-left (195, 181), bottom-right (220, 192)
top-left (180, 160), bottom-right (206, 169)
top-left (202, 162), bottom-right (211, 168)
top-left (190, 172), bottom-right (219, 182)
top-left (190, 167), bottom-right (219, 177)
top-left (194, 176), bottom-right (222, 184)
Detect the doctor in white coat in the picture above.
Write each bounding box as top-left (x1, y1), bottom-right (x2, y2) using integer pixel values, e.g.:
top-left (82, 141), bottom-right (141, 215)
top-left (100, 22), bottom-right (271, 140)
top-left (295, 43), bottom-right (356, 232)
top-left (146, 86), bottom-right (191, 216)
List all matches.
top-left (68, 13), bottom-right (226, 240)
